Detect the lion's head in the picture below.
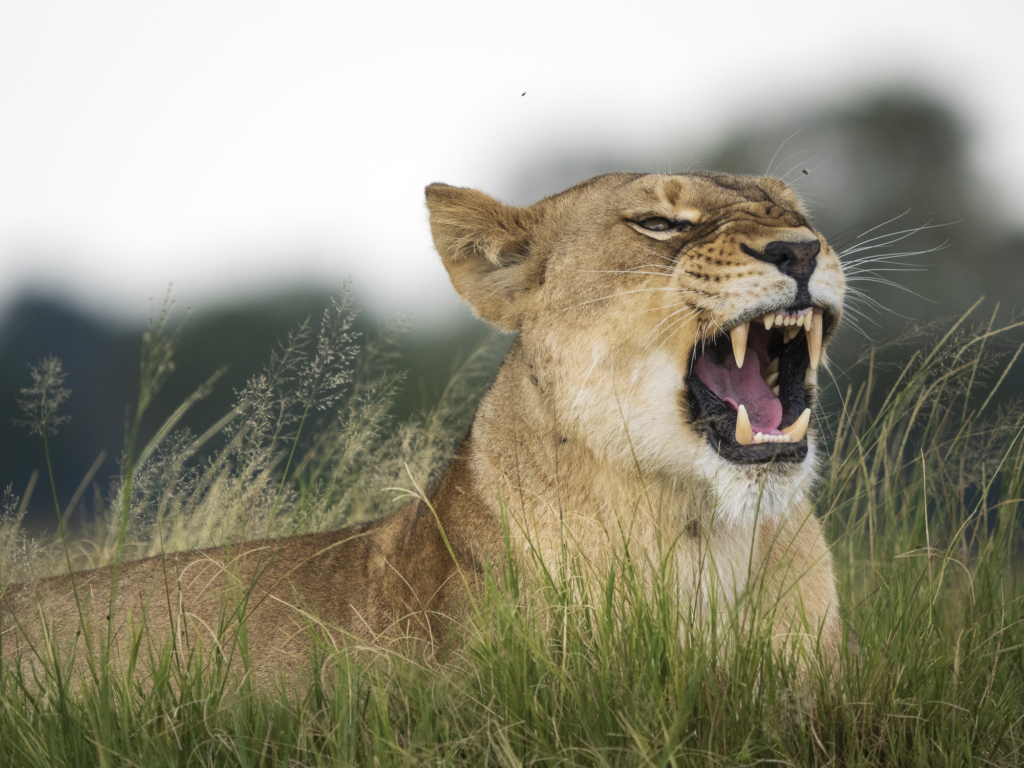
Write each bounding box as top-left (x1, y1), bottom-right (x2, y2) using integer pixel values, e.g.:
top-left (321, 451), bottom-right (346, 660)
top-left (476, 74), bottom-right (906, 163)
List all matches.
top-left (427, 172), bottom-right (845, 525)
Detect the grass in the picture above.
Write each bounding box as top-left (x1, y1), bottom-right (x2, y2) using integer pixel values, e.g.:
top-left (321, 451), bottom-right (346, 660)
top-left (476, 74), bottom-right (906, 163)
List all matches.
top-left (1, 294), bottom-right (1023, 767)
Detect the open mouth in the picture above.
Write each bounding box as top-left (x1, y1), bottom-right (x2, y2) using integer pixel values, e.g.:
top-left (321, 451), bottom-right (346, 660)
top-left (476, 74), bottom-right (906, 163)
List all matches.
top-left (686, 307), bottom-right (827, 464)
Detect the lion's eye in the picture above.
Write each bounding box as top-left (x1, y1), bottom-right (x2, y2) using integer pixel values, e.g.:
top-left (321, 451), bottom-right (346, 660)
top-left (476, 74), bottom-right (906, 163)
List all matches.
top-left (638, 217), bottom-right (673, 231)
top-left (636, 217), bottom-right (691, 233)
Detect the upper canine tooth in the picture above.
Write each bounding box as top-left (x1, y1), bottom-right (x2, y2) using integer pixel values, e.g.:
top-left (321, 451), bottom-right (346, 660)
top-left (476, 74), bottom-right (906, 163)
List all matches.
top-left (730, 322), bottom-right (749, 368)
top-left (736, 404), bottom-right (753, 445)
top-left (781, 408), bottom-right (811, 442)
top-left (807, 312), bottom-right (823, 371)
top-left (763, 313), bottom-right (775, 330)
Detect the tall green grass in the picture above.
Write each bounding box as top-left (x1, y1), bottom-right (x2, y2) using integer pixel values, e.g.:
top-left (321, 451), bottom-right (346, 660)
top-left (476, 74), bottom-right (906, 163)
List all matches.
top-left (1, 297), bottom-right (1023, 767)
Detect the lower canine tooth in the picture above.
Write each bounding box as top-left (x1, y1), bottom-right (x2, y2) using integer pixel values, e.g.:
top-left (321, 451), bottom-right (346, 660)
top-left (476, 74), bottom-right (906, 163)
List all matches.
top-left (736, 404), bottom-right (753, 445)
top-left (730, 322), bottom-right (749, 368)
top-left (781, 408), bottom-right (811, 442)
top-left (807, 312), bottom-right (823, 371)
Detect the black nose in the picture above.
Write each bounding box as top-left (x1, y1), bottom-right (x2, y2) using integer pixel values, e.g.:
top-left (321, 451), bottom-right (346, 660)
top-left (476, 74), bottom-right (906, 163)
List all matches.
top-left (741, 239), bottom-right (820, 305)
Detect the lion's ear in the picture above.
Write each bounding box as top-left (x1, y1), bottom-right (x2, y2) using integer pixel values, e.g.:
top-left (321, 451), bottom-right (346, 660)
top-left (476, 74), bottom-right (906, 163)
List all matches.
top-left (426, 183), bottom-right (543, 332)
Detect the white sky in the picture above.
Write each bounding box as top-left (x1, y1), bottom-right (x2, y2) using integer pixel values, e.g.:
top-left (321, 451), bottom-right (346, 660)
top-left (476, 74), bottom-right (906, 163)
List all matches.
top-left (1, 0), bottom-right (1021, 324)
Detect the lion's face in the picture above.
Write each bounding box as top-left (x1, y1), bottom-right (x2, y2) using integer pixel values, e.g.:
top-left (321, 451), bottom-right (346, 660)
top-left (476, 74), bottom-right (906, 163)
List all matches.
top-left (427, 172), bottom-right (845, 523)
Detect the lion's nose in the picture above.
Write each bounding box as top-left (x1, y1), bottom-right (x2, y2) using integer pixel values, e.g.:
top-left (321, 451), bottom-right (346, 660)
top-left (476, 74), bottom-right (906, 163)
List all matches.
top-left (758, 240), bottom-right (820, 279)
top-left (741, 239), bottom-right (820, 304)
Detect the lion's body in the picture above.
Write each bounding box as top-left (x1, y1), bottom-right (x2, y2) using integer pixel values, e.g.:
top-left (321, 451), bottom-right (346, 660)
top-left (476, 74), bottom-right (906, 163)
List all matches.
top-left (1, 437), bottom-right (491, 686)
top-left (2, 172), bottom-right (848, 684)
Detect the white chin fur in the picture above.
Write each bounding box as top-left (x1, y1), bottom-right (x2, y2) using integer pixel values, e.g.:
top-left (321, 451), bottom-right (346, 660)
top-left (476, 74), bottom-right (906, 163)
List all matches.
top-left (693, 438), bottom-right (818, 528)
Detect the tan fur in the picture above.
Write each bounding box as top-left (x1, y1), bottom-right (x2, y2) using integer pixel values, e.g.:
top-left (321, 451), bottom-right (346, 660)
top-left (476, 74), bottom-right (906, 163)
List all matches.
top-left (2, 172), bottom-right (848, 685)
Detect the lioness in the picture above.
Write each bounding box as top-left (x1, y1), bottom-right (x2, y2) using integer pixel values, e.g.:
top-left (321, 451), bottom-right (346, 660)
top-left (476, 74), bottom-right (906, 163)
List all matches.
top-left (2, 172), bottom-right (846, 686)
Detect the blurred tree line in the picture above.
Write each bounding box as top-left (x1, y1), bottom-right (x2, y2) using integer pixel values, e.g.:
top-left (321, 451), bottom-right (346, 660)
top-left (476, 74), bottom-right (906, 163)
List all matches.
top-left (2, 88), bottom-right (1023, 531)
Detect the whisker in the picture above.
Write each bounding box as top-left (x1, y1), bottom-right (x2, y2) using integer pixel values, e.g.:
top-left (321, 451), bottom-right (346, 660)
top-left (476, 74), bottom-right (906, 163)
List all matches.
top-left (773, 147), bottom-right (818, 179)
top-left (567, 268), bottom-right (676, 278)
top-left (842, 289), bottom-right (909, 324)
top-left (653, 312), bottom-right (702, 351)
top-left (843, 243), bottom-right (948, 266)
top-left (835, 301), bottom-right (878, 332)
top-left (562, 287), bottom-right (702, 311)
top-left (644, 305), bottom-right (701, 348)
top-left (636, 243), bottom-right (679, 266)
top-left (851, 209), bottom-right (914, 242)
top-left (844, 276), bottom-right (935, 302)
top-left (782, 148), bottom-right (835, 187)
top-left (765, 126), bottom-right (806, 177)
top-left (845, 267), bottom-right (929, 275)
top-left (844, 255), bottom-right (932, 268)
top-left (839, 222), bottom-right (956, 257)
top-left (686, 317), bottom-right (724, 366)
top-left (638, 298), bottom-right (697, 315)
top-left (779, 149), bottom-right (824, 184)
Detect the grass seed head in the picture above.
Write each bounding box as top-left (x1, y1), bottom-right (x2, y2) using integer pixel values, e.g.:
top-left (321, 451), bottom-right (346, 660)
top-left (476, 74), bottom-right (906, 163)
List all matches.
top-left (15, 355), bottom-right (71, 438)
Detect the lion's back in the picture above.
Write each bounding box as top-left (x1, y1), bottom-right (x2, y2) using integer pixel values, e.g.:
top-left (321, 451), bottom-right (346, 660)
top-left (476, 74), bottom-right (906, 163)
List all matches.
top-left (0, 513), bottom-right (415, 684)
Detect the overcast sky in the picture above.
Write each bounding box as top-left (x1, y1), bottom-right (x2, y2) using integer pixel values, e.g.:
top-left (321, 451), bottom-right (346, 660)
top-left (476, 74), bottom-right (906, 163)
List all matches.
top-left (1, 0), bottom-right (1021, 324)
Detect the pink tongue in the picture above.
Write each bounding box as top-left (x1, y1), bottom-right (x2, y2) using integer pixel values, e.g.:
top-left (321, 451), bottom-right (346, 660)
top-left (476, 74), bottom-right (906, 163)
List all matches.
top-left (694, 348), bottom-right (783, 434)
